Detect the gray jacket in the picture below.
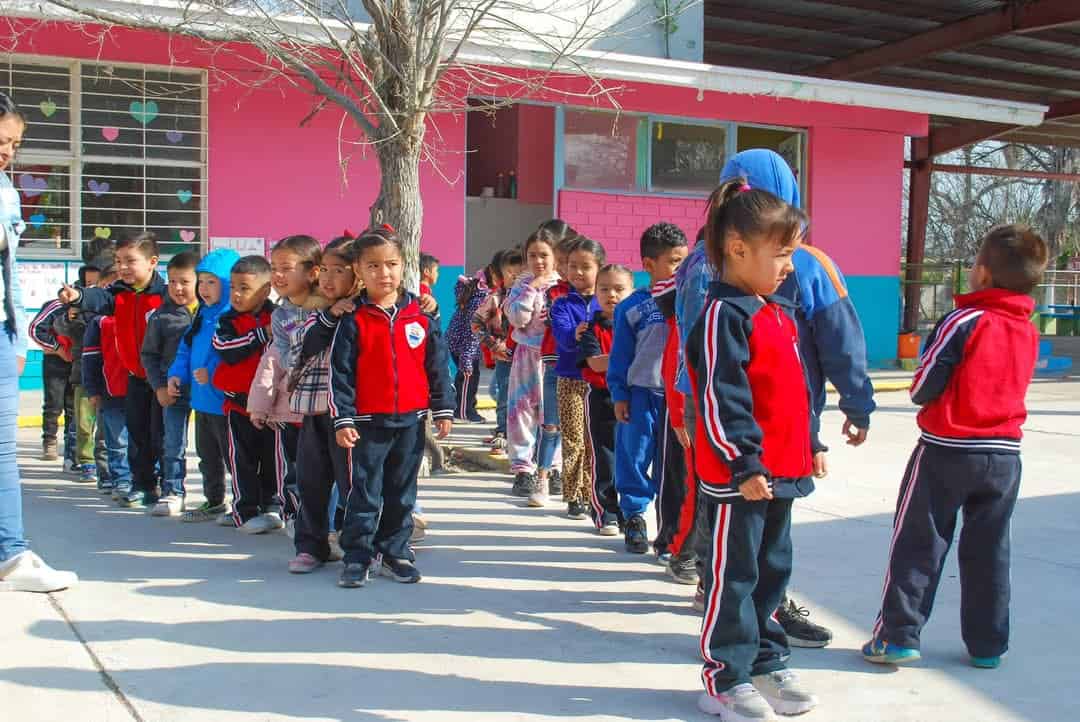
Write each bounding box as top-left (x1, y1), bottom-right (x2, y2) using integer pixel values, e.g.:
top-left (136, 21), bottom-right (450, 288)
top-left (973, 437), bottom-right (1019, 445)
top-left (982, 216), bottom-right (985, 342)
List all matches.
top-left (141, 300), bottom-right (195, 396)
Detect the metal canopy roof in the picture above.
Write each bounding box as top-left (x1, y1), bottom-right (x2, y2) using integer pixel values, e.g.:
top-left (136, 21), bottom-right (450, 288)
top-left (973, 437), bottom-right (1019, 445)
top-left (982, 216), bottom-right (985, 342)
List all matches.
top-left (703, 0), bottom-right (1080, 152)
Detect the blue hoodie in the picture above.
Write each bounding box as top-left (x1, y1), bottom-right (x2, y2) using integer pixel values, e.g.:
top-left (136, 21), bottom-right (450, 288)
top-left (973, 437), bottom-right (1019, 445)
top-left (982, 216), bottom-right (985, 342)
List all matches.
top-left (167, 249), bottom-right (240, 415)
top-left (675, 148), bottom-right (875, 438)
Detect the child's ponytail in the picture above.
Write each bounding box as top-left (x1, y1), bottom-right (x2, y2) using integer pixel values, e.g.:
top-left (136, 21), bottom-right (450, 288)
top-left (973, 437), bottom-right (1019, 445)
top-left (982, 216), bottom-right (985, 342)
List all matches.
top-left (705, 178), bottom-right (807, 270)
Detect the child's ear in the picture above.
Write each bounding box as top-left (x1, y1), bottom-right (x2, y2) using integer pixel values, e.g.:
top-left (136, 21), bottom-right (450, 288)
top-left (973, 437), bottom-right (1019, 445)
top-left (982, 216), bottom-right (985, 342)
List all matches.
top-left (642, 257), bottom-right (656, 276)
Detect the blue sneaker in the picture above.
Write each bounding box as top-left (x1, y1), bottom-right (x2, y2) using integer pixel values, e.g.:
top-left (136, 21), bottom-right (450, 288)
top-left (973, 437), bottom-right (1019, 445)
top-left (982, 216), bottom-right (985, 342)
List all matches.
top-left (77, 465), bottom-right (97, 484)
top-left (862, 639), bottom-right (921, 665)
top-left (971, 654), bottom-right (1004, 669)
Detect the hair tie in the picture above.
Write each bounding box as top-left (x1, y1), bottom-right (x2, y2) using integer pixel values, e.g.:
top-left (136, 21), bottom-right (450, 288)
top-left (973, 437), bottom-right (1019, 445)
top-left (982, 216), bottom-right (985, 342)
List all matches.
top-left (342, 228), bottom-right (356, 239)
top-left (381, 223), bottom-right (395, 233)
top-left (739, 184), bottom-right (752, 193)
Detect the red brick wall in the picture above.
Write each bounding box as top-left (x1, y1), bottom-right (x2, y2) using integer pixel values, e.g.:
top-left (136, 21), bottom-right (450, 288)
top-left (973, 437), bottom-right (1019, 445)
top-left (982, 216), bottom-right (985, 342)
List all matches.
top-left (557, 190), bottom-right (706, 266)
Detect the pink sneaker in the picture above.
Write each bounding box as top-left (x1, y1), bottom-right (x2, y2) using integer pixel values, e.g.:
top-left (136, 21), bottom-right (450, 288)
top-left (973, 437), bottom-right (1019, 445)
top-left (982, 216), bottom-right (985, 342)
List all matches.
top-left (288, 553), bottom-right (323, 574)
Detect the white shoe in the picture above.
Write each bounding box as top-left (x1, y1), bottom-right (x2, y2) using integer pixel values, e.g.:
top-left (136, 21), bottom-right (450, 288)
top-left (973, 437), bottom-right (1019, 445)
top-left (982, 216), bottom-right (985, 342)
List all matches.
top-left (410, 513), bottom-right (427, 543)
top-left (698, 684), bottom-right (778, 721)
top-left (151, 495), bottom-right (184, 517)
top-left (527, 491), bottom-right (547, 508)
top-left (327, 532), bottom-right (345, 562)
top-left (216, 512), bottom-right (237, 527)
top-left (752, 670), bottom-right (818, 716)
top-left (239, 513), bottom-right (284, 535)
top-left (285, 518), bottom-right (295, 540)
top-left (0, 551), bottom-right (79, 593)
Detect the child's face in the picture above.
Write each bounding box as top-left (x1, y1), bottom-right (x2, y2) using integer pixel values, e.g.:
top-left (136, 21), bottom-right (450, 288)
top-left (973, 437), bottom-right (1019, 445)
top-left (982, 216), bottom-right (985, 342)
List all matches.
top-left (230, 272), bottom-right (271, 313)
top-left (642, 245), bottom-right (688, 284)
top-left (167, 267), bottom-right (198, 307)
top-left (597, 271), bottom-right (633, 316)
top-left (422, 263), bottom-right (439, 287)
top-left (83, 269), bottom-right (101, 288)
top-left (566, 249), bottom-right (600, 295)
top-left (320, 252), bottom-right (357, 301)
top-left (357, 243), bottom-right (403, 302)
top-left (526, 242), bottom-right (555, 278)
top-left (116, 247), bottom-right (158, 287)
top-left (501, 262), bottom-right (523, 289)
top-left (727, 234), bottom-right (800, 296)
top-left (271, 249), bottom-right (316, 302)
top-left (197, 272), bottom-right (222, 306)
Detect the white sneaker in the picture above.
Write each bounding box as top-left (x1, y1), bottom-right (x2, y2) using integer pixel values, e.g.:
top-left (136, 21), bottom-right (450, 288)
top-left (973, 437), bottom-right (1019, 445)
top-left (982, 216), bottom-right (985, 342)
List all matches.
top-left (0, 551), bottom-right (79, 593)
top-left (239, 511), bottom-right (286, 535)
top-left (752, 670), bottom-right (818, 716)
top-left (217, 512), bottom-right (237, 527)
top-left (327, 532), bottom-right (345, 562)
top-left (285, 518), bottom-right (295, 540)
top-left (698, 684), bottom-right (778, 721)
top-left (527, 491), bottom-right (547, 507)
top-left (151, 495), bottom-right (184, 517)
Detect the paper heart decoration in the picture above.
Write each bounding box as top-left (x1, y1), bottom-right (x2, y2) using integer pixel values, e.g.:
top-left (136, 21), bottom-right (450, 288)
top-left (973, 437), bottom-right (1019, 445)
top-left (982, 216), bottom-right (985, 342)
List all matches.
top-left (18, 173), bottom-right (47, 198)
top-left (179, 230), bottom-right (196, 243)
top-left (29, 213), bottom-right (46, 229)
top-left (88, 179), bottom-right (110, 197)
top-left (94, 227), bottom-right (112, 239)
top-left (129, 100), bottom-right (159, 125)
top-left (102, 127), bottom-right (120, 142)
top-left (176, 189), bottom-right (193, 204)
top-left (165, 130), bottom-right (183, 144)
top-left (39, 100), bottom-right (57, 118)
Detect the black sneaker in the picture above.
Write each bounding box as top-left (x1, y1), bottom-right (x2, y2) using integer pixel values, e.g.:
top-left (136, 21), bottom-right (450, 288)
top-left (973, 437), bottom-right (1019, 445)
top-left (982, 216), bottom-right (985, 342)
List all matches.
top-left (666, 552), bottom-right (699, 585)
top-left (466, 412), bottom-right (486, 423)
top-left (547, 469), bottom-right (563, 497)
top-left (776, 596), bottom-right (833, 648)
top-left (381, 556), bottom-right (422, 584)
top-left (339, 562), bottom-right (371, 588)
top-left (566, 501), bottom-right (588, 520)
top-left (118, 488), bottom-right (144, 508)
top-left (511, 472), bottom-right (535, 497)
top-left (624, 515), bottom-right (649, 554)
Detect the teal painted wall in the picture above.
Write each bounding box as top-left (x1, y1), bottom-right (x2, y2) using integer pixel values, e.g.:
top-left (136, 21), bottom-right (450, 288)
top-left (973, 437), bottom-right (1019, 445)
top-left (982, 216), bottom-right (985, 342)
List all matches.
top-left (846, 275), bottom-right (900, 368)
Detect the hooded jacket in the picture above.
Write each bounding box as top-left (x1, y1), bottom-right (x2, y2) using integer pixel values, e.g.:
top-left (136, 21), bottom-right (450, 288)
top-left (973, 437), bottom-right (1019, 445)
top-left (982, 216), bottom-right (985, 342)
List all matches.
top-left (74, 273), bottom-right (167, 379)
top-left (168, 249), bottom-right (240, 415)
top-left (82, 315), bottom-right (129, 400)
top-left (912, 288), bottom-right (1037, 452)
top-left (550, 288), bottom-right (599, 379)
top-left (141, 299), bottom-right (196, 398)
top-left (675, 148), bottom-right (875, 437)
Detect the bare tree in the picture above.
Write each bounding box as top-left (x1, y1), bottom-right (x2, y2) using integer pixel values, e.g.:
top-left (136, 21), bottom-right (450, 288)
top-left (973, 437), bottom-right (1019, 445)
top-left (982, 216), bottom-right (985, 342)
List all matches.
top-left (25, 0), bottom-right (680, 285)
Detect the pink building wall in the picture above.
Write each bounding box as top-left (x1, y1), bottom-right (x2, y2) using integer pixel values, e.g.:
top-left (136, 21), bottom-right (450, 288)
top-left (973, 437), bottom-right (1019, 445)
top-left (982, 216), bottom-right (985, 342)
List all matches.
top-left (557, 191), bottom-right (704, 265)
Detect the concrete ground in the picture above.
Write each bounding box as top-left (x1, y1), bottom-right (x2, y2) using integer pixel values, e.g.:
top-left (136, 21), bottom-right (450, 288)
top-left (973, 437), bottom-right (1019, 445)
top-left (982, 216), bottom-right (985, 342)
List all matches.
top-left (3, 380), bottom-right (1078, 722)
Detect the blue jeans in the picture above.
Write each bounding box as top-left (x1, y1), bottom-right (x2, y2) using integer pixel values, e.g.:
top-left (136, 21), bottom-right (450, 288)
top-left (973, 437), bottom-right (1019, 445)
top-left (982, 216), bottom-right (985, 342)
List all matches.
top-left (537, 362), bottom-right (562, 471)
top-left (98, 399), bottom-right (130, 491)
top-left (0, 331), bottom-right (27, 562)
top-left (162, 403), bottom-right (191, 497)
top-left (492, 360), bottom-right (511, 434)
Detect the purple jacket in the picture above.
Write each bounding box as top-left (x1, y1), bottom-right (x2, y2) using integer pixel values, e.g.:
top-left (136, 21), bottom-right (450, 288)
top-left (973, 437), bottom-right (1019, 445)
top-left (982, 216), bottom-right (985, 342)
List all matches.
top-left (550, 289), bottom-right (599, 379)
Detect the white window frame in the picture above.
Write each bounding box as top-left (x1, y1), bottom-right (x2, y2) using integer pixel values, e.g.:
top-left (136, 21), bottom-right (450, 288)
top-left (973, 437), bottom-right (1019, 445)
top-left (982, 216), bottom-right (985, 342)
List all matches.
top-left (4, 53), bottom-right (208, 260)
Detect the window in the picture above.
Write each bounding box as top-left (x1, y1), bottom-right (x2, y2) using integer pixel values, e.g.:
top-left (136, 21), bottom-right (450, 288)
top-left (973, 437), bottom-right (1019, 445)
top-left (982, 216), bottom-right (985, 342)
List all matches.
top-left (3, 59), bottom-right (206, 258)
top-left (650, 120), bottom-right (727, 195)
top-left (563, 110), bottom-right (642, 193)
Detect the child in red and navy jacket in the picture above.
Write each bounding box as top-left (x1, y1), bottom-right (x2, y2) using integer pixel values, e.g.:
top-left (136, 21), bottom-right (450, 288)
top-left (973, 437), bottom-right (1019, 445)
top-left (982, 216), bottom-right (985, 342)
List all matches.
top-left (210, 255), bottom-right (280, 532)
top-left (863, 225), bottom-right (1048, 670)
top-left (577, 264), bottom-right (634, 535)
top-left (59, 233), bottom-right (166, 507)
top-left (685, 181), bottom-right (820, 719)
top-left (330, 229), bottom-right (453, 589)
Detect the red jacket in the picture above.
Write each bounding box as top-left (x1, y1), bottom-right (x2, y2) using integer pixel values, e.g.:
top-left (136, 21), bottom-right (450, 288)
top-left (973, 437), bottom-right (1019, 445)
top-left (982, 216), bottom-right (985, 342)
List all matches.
top-left (577, 311), bottom-right (613, 389)
top-left (212, 301), bottom-right (275, 415)
top-left (541, 280), bottom-right (571, 362)
top-left (329, 292), bottom-right (453, 430)
top-left (912, 288), bottom-right (1036, 453)
top-left (76, 275), bottom-right (167, 379)
top-left (100, 316), bottom-right (129, 397)
top-left (686, 284), bottom-right (813, 502)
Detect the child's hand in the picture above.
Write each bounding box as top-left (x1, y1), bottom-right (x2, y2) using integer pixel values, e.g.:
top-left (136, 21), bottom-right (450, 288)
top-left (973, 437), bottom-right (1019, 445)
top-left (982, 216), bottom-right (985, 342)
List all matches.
top-left (674, 426), bottom-right (691, 449)
top-left (739, 475), bottom-right (773, 501)
top-left (575, 321), bottom-right (588, 341)
top-left (88, 395), bottom-right (101, 410)
top-left (330, 299), bottom-right (356, 318)
top-left (193, 368), bottom-right (209, 385)
top-left (336, 427), bottom-right (360, 448)
top-left (842, 419), bottom-right (868, 447)
top-left (813, 451), bottom-right (828, 479)
top-left (250, 413), bottom-right (267, 430)
top-left (57, 283), bottom-right (79, 305)
top-left (419, 294), bottom-right (438, 314)
top-left (614, 401), bottom-right (630, 423)
top-left (434, 418), bottom-right (452, 439)
top-left (155, 387), bottom-right (174, 408)
top-left (167, 377), bottom-right (182, 398)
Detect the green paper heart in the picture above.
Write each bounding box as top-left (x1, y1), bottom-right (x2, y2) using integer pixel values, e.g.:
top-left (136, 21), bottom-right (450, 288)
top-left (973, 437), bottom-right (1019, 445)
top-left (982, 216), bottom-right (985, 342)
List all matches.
top-left (94, 227), bottom-right (112, 239)
top-left (129, 100), bottom-right (159, 125)
top-left (39, 100), bottom-right (57, 118)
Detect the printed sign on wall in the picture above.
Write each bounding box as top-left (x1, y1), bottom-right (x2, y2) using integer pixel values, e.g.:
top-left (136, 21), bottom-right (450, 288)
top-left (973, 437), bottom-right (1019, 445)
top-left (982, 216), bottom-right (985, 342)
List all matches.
top-left (210, 237), bottom-right (267, 257)
top-left (20, 262), bottom-right (70, 311)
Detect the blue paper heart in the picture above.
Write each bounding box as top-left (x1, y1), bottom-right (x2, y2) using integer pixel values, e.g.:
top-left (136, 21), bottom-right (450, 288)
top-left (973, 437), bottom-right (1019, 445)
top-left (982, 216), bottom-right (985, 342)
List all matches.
top-left (177, 189), bottom-right (193, 204)
top-left (129, 100), bottom-right (159, 125)
top-left (165, 129), bottom-right (183, 144)
top-left (88, 179), bottom-right (110, 197)
top-left (29, 213), bottom-right (46, 229)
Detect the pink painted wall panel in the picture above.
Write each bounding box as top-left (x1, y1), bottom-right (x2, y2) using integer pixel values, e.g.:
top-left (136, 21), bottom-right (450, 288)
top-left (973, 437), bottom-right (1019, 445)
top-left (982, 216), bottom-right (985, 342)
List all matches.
top-left (807, 127), bottom-right (905, 276)
top-left (557, 190), bottom-right (706, 267)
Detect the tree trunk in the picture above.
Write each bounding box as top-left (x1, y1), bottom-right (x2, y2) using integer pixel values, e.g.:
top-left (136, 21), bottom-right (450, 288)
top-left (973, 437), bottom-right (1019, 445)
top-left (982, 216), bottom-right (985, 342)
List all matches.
top-left (371, 133), bottom-right (424, 294)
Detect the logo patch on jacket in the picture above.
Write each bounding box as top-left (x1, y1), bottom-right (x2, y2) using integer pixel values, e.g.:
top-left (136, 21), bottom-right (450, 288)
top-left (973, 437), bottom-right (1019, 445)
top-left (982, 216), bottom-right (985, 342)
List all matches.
top-left (405, 321), bottom-right (426, 349)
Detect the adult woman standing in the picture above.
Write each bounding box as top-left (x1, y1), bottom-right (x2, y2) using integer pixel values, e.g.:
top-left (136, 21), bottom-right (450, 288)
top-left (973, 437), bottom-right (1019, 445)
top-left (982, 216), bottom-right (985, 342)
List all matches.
top-left (0, 92), bottom-right (78, 592)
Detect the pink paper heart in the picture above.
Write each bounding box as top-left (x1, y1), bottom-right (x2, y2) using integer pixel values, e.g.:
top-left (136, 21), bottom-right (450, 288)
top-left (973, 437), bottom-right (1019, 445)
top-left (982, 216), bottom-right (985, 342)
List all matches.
top-left (102, 127), bottom-right (119, 142)
top-left (179, 230), bottom-right (196, 243)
